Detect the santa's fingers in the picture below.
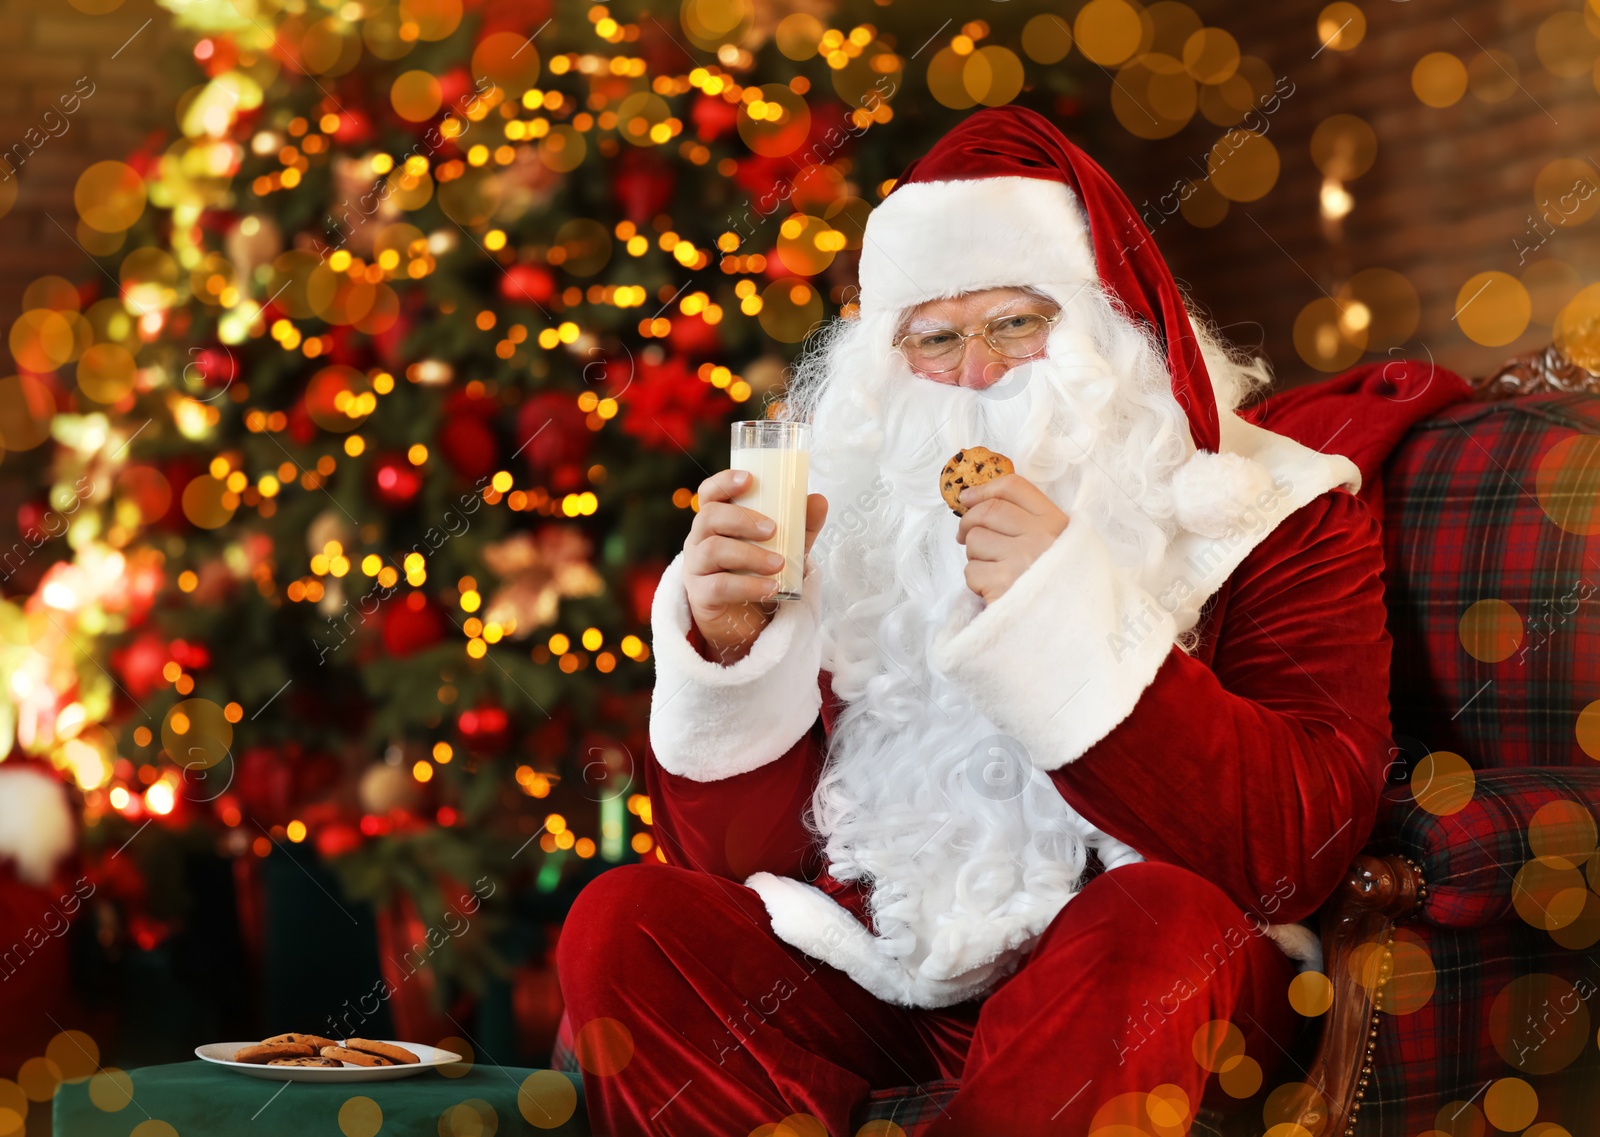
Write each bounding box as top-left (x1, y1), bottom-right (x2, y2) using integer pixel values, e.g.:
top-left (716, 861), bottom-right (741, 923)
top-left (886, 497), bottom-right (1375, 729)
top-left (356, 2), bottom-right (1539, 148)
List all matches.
top-left (960, 526), bottom-right (1033, 562)
top-left (687, 498), bottom-right (776, 547)
top-left (958, 472), bottom-right (1055, 516)
top-left (962, 557), bottom-right (1008, 602)
top-left (801, 493), bottom-right (829, 556)
top-left (684, 533), bottom-right (786, 581)
top-left (955, 497), bottom-right (1032, 544)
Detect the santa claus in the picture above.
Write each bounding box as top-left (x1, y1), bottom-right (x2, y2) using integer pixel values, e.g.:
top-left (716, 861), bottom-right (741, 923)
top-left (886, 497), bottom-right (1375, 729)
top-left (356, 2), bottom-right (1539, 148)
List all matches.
top-left (558, 107), bottom-right (1392, 1136)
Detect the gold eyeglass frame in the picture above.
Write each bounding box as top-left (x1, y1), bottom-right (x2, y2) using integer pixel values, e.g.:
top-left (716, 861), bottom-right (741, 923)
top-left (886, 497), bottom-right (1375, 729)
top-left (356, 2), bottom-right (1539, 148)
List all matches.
top-left (891, 311), bottom-right (1062, 375)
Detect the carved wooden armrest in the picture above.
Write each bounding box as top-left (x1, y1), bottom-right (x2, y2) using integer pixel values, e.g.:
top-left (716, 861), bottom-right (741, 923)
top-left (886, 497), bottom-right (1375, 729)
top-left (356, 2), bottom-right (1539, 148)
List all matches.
top-left (1470, 343), bottom-right (1600, 400)
top-left (1286, 854), bottom-right (1426, 1137)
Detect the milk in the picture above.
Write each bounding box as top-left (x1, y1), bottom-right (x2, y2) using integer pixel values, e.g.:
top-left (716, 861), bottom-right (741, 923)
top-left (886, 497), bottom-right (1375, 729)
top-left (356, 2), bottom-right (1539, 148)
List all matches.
top-left (730, 445), bottom-right (809, 599)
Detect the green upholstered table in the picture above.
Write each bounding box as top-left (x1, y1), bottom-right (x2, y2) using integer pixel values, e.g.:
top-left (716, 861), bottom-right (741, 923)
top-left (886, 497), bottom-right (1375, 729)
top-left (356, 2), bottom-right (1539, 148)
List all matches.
top-left (52, 1061), bottom-right (588, 1136)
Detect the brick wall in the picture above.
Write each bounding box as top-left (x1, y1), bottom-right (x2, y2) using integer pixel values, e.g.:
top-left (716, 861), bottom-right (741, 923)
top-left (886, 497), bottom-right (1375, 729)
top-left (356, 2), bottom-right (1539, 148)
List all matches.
top-left (0, 0), bottom-right (182, 320)
top-left (1087, 0), bottom-right (1600, 387)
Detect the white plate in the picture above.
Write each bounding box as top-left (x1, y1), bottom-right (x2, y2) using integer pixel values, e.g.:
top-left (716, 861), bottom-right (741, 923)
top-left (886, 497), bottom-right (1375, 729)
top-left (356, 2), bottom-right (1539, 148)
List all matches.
top-left (194, 1041), bottom-right (464, 1082)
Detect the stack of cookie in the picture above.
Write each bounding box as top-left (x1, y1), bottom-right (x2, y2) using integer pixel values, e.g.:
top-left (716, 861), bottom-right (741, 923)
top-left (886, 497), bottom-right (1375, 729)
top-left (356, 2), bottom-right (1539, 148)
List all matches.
top-left (231, 1034), bottom-right (420, 1068)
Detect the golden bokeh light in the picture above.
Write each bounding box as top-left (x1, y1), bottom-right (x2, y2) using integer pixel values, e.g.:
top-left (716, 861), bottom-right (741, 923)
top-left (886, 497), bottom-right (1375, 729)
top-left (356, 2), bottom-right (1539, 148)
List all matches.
top-left (1310, 114), bottom-right (1377, 181)
top-left (1316, 2), bottom-right (1365, 51)
top-left (517, 1070), bottom-right (577, 1129)
top-left (1287, 970), bottom-right (1334, 1016)
top-left (1490, 974), bottom-right (1589, 1074)
top-left (775, 13), bottom-right (824, 61)
top-left (87, 1068), bottom-right (134, 1112)
top-left (398, 0), bottom-right (462, 41)
top-left (74, 160), bottom-right (147, 233)
top-left (0, 374), bottom-right (55, 451)
top-left (390, 69), bottom-right (443, 122)
top-left (964, 45), bottom-right (1026, 108)
top-left (338, 1095), bottom-right (382, 1137)
top-left (1022, 13), bottom-right (1074, 64)
top-left (1535, 433), bottom-right (1600, 535)
top-left (1411, 750), bottom-right (1475, 817)
top-left (1293, 297), bottom-right (1366, 373)
top-left (681, 0), bottom-right (752, 52)
top-left (1208, 130), bottom-right (1278, 201)
top-left (1536, 10), bottom-right (1600, 78)
top-left (162, 697), bottom-right (234, 770)
top-left (537, 124), bottom-right (587, 173)
top-left (572, 1016), bottom-right (634, 1076)
top-left (1528, 799), bottom-right (1598, 869)
top-left (738, 84), bottom-right (811, 158)
top-left (1334, 268), bottom-right (1418, 351)
top-left (472, 30), bottom-right (541, 97)
top-left (758, 277), bottom-right (823, 343)
top-left (1113, 57), bottom-right (1196, 139)
top-left (1412, 51), bottom-right (1468, 107)
top-left (1183, 27), bottom-right (1240, 84)
top-left (1455, 270), bottom-right (1530, 347)
top-left (77, 343), bottom-right (138, 404)
top-left (1468, 49), bottom-right (1520, 103)
top-left (1512, 856), bottom-right (1588, 931)
top-left (1075, 0), bottom-right (1145, 67)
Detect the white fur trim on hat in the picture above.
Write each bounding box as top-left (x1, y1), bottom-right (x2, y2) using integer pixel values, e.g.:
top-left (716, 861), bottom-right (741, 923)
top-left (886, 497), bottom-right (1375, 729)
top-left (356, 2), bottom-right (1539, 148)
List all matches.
top-left (1171, 449), bottom-right (1279, 540)
top-left (647, 550), bottom-right (824, 782)
top-left (858, 176), bottom-right (1096, 322)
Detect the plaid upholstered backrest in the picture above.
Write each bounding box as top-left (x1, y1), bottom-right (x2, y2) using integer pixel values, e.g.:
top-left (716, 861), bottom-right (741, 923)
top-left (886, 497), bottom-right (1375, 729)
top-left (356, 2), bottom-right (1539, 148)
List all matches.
top-left (1383, 392), bottom-right (1600, 771)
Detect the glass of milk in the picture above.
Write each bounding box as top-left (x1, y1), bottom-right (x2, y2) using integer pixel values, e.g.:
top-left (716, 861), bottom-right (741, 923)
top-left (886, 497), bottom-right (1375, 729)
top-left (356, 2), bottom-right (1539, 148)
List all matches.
top-left (729, 420), bottom-right (810, 601)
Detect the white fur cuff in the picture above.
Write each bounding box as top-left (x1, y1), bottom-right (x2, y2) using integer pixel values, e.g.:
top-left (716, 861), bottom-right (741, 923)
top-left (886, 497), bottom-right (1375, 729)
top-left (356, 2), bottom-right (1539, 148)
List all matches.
top-left (930, 517), bottom-right (1176, 772)
top-left (647, 550), bottom-right (824, 782)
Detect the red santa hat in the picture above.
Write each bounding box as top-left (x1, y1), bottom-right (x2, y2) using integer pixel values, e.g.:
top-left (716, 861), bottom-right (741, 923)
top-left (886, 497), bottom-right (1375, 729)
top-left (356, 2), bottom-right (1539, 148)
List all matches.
top-left (857, 104), bottom-right (1225, 461)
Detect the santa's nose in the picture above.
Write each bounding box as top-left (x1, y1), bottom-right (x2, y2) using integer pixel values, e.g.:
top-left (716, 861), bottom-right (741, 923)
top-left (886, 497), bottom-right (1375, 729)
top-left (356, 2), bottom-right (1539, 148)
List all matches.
top-left (951, 344), bottom-right (1018, 390)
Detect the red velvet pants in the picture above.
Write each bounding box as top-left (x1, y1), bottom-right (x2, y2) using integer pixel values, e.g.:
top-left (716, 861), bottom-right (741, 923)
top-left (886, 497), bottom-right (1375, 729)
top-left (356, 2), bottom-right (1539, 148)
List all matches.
top-left (556, 860), bottom-right (1301, 1137)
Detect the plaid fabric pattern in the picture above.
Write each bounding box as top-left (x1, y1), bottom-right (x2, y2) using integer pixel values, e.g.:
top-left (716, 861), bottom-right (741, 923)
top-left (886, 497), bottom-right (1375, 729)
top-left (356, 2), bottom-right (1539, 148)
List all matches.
top-left (1355, 921), bottom-right (1600, 1137)
top-left (1376, 768), bottom-right (1600, 928)
top-left (1383, 392), bottom-right (1600, 773)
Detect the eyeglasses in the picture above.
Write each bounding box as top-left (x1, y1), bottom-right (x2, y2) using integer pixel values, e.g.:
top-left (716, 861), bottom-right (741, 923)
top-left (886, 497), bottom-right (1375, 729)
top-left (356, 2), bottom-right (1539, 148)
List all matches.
top-left (892, 311), bottom-right (1061, 375)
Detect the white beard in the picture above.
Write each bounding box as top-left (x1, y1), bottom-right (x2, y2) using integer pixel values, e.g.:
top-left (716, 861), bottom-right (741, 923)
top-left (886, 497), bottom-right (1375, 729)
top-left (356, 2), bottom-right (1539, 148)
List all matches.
top-left (787, 285), bottom-right (1197, 995)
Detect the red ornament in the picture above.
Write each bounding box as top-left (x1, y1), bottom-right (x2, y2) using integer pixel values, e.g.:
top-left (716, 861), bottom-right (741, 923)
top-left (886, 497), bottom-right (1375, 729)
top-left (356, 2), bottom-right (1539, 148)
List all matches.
top-left (457, 702), bottom-right (509, 753)
top-left (111, 633), bottom-right (169, 700)
top-left (189, 345), bottom-right (236, 389)
top-left (691, 93), bottom-right (739, 143)
top-left (372, 453), bottom-right (423, 507)
top-left (382, 591), bottom-right (445, 656)
top-left (437, 414), bottom-right (499, 481)
top-left (515, 391), bottom-right (590, 478)
top-left (315, 821), bottom-right (363, 859)
top-left (667, 311), bottom-right (721, 359)
top-left (611, 149), bottom-right (676, 224)
top-left (499, 263), bottom-right (557, 308)
top-left (617, 355), bottom-right (722, 453)
top-left (332, 108), bottom-right (374, 146)
top-left (625, 559), bottom-right (666, 625)
top-left (287, 402), bottom-right (316, 445)
top-left (169, 639), bottom-right (210, 670)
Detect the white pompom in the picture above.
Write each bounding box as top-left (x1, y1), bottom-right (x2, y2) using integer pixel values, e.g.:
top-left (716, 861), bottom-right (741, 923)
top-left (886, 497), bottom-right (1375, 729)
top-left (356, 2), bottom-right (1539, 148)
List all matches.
top-left (0, 765), bottom-right (75, 887)
top-left (1171, 449), bottom-right (1276, 539)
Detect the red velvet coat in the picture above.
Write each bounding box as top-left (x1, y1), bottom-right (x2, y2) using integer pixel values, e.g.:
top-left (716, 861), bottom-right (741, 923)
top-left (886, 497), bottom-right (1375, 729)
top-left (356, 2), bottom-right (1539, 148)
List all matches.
top-left (646, 484), bottom-right (1394, 933)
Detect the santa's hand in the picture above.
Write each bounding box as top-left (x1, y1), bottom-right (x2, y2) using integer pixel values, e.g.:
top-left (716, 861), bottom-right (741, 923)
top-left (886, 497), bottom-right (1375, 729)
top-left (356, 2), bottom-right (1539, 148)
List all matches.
top-left (684, 468), bottom-right (828, 665)
top-left (954, 473), bottom-right (1069, 604)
